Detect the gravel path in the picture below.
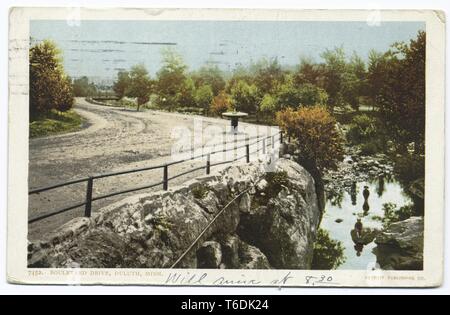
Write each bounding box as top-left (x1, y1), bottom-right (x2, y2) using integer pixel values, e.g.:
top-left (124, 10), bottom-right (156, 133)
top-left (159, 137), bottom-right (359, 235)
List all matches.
top-left (29, 98), bottom-right (275, 240)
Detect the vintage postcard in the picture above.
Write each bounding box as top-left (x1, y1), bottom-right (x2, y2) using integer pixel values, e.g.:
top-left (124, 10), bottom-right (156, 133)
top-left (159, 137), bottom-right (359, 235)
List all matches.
top-left (7, 8), bottom-right (445, 287)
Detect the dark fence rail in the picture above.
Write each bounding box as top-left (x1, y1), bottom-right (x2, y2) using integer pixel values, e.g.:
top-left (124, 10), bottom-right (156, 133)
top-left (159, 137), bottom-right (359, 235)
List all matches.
top-left (29, 132), bottom-right (283, 224)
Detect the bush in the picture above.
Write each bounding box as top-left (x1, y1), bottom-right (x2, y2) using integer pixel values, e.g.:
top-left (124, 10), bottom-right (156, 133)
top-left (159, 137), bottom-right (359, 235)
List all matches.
top-left (210, 91), bottom-right (232, 116)
top-left (276, 106), bottom-right (344, 171)
top-left (312, 228), bottom-right (346, 270)
top-left (360, 141), bottom-right (382, 156)
top-left (374, 203), bottom-right (415, 228)
top-left (29, 109), bottom-right (84, 138)
top-left (346, 114), bottom-right (378, 144)
top-left (393, 154), bottom-right (425, 185)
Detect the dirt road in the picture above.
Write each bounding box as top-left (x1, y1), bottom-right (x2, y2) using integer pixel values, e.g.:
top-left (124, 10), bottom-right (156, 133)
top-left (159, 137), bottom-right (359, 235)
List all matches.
top-left (29, 98), bottom-right (276, 240)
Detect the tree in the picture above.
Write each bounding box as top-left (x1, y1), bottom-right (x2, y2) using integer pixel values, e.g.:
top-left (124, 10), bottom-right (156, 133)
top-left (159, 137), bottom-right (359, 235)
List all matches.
top-left (294, 57), bottom-right (326, 87)
top-left (210, 90), bottom-right (232, 116)
top-left (230, 80), bottom-right (261, 114)
top-left (191, 64), bottom-right (226, 96)
top-left (342, 53), bottom-right (368, 110)
top-left (251, 58), bottom-right (286, 95)
top-left (155, 49), bottom-right (190, 110)
top-left (126, 64), bottom-right (152, 111)
top-left (273, 75), bottom-right (301, 109)
top-left (194, 84), bottom-right (214, 114)
top-left (30, 40), bottom-right (74, 118)
top-left (369, 31), bottom-right (426, 152)
top-left (276, 106), bottom-right (344, 172)
top-left (274, 76), bottom-right (328, 110)
top-left (260, 93), bottom-right (278, 114)
top-left (321, 47), bottom-right (347, 112)
top-left (113, 71), bottom-right (130, 99)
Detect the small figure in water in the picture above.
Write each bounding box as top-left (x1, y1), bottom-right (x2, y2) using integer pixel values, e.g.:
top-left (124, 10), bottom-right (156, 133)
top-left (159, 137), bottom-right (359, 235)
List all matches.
top-left (363, 200), bottom-right (370, 216)
top-left (363, 186), bottom-right (370, 200)
top-left (351, 181), bottom-right (357, 206)
top-left (354, 243), bottom-right (364, 257)
top-left (377, 175), bottom-right (385, 197)
top-left (355, 218), bottom-right (363, 238)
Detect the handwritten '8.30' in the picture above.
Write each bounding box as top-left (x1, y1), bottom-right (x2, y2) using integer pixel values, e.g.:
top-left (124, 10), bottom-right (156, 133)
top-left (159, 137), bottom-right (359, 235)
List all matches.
top-left (305, 275), bottom-right (338, 286)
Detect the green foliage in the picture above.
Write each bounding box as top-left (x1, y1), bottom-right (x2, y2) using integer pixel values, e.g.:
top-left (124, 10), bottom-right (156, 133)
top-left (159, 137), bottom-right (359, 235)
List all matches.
top-left (30, 40), bottom-right (74, 118)
top-left (312, 228), bottom-right (346, 270)
top-left (113, 71), bottom-right (130, 99)
top-left (29, 109), bottom-right (84, 138)
top-left (260, 94), bottom-right (279, 114)
top-left (321, 47), bottom-right (347, 111)
top-left (72, 76), bottom-right (97, 97)
top-left (347, 114), bottom-right (378, 144)
top-left (346, 114), bottom-right (387, 155)
top-left (252, 171), bottom-right (291, 206)
top-left (126, 64), bottom-right (152, 111)
top-left (393, 154), bottom-right (425, 185)
top-left (230, 80), bottom-right (261, 113)
top-left (368, 31), bottom-right (426, 152)
top-left (191, 64), bottom-right (226, 96)
top-left (194, 84), bottom-right (214, 113)
top-left (276, 106), bottom-right (344, 170)
top-left (251, 57), bottom-right (286, 95)
top-left (155, 49), bottom-right (191, 110)
top-left (273, 75), bottom-right (329, 111)
top-left (374, 203), bottom-right (415, 228)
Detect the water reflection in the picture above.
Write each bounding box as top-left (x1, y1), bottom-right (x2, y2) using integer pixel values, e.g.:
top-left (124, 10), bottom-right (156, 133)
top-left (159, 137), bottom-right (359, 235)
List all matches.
top-left (351, 181), bottom-right (357, 205)
top-left (321, 177), bottom-right (413, 270)
top-left (362, 200), bottom-right (370, 216)
top-left (377, 175), bottom-right (385, 197)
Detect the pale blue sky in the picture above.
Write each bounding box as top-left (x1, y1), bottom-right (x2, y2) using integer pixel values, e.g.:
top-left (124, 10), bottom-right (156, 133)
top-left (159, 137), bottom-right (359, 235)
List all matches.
top-left (30, 20), bottom-right (425, 81)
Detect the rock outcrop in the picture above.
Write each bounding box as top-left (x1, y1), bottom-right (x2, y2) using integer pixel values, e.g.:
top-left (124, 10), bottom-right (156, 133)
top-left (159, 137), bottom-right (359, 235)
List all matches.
top-left (28, 158), bottom-right (321, 269)
top-left (373, 216), bottom-right (424, 270)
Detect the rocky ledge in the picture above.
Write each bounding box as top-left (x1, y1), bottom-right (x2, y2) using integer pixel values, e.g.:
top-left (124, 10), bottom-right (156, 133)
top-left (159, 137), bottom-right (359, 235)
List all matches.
top-left (373, 216), bottom-right (424, 270)
top-left (28, 158), bottom-right (321, 269)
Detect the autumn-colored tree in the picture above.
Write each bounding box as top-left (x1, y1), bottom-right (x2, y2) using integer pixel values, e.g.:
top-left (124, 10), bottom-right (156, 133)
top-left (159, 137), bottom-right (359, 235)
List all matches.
top-left (210, 91), bottom-right (232, 116)
top-left (276, 106), bottom-right (344, 172)
top-left (29, 40), bottom-right (74, 118)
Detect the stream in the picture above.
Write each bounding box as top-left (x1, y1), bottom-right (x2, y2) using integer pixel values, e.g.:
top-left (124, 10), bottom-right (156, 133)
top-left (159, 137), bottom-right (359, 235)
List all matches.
top-left (321, 176), bottom-right (413, 270)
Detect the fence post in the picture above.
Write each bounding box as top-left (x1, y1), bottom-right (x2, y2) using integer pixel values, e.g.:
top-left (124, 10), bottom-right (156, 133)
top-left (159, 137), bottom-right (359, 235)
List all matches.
top-left (272, 136), bottom-right (275, 149)
top-left (163, 164), bottom-right (169, 191)
top-left (206, 154), bottom-right (211, 175)
top-left (85, 177), bottom-right (94, 218)
top-left (246, 144), bottom-right (250, 163)
top-left (262, 139), bottom-right (266, 154)
top-left (280, 131), bottom-right (283, 144)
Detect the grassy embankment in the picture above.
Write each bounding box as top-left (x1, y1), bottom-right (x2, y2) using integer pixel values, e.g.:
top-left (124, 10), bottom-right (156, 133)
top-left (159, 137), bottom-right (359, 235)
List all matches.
top-left (30, 110), bottom-right (85, 138)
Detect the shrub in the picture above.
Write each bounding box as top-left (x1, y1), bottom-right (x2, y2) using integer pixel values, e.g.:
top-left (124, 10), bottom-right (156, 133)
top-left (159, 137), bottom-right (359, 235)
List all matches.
top-left (276, 106), bottom-right (344, 171)
top-left (375, 203), bottom-right (415, 228)
top-left (312, 228), bottom-right (346, 270)
top-left (393, 154), bottom-right (425, 185)
top-left (346, 114), bottom-right (378, 144)
top-left (210, 91), bottom-right (232, 116)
